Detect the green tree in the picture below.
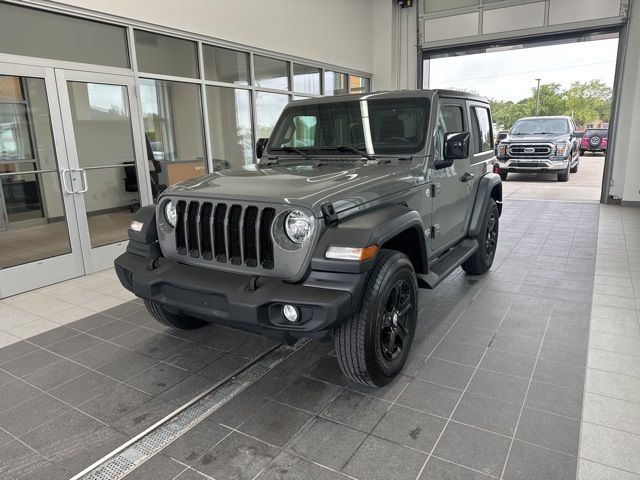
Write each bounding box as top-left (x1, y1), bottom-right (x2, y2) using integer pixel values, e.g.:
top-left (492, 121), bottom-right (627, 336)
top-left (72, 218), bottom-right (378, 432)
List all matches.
top-left (565, 80), bottom-right (612, 127)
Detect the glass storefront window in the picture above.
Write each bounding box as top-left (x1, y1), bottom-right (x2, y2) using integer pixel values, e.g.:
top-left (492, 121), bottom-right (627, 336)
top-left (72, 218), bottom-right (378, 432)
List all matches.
top-left (293, 64), bottom-right (321, 95)
top-left (349, 76), bottom-right (370, 94)
top-left (0, 3), bottom-right (129, 68)
top-left (206, 86), bottom-right (253, 170)
top-left (203, 45), bottom-right (250, 85)
top-left (324, 71), bottom-right (349, 96)
top-left (135, 30), bottom-right (199, 78)
top-left (254, 56), bottom-right (290, 90)
top-left (255, 92), bottom-right (289, 139)
top-left (139, 79), bottom-right (207, 186)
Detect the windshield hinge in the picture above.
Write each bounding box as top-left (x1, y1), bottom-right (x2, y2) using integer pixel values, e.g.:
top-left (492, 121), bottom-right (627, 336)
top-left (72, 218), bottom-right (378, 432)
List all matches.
top-left (321, 202), bottom-right (338, 226)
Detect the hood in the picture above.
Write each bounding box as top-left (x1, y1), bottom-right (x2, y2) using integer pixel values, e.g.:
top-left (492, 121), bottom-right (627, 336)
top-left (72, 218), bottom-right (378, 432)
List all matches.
top-left (504, 133), bottom-right (570, 143)
top-left (163, 160), bottom-right (421, 217)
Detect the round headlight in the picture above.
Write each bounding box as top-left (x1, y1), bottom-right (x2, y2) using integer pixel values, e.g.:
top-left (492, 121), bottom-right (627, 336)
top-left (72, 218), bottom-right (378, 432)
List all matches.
top-left (164, 201), bottom-right (177, 227)
top-left (284, 210), bottom-right (313, 244)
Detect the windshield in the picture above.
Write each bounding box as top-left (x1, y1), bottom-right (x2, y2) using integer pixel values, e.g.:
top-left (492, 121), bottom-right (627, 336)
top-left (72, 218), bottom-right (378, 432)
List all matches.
top-left (511, 118), bottom-right (570, 135)
top-left (268, 97), bottom-right (430, 156)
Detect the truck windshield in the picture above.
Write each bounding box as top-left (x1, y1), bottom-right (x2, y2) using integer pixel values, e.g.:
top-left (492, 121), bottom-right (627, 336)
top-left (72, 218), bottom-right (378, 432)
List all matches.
top-left (268, 97), bottom-right (430, 156)
top-left (511, 118), bottom-right (570, 135)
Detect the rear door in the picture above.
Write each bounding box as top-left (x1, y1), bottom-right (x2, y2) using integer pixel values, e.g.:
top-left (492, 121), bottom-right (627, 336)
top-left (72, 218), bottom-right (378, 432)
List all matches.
top-left (467, 102), bottom-right (495, 212)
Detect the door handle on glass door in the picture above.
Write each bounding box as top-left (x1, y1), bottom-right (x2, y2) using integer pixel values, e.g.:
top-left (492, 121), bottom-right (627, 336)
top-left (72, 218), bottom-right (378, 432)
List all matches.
top-left (60, 169), bottom-right (74, 194)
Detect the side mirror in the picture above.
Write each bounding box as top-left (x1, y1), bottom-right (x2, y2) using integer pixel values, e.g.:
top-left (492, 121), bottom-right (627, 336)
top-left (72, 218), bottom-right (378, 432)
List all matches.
top-left (256, 138), bottom-right (269, 159)
top-left (435, 132), bottom-right (470, 169)
top-left (571, 131), bottom-right (583, 139)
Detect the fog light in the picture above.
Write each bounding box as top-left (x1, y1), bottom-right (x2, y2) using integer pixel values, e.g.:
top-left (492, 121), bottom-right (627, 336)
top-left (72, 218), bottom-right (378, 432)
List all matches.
top-left (282, 304), bottom-right (299, 323)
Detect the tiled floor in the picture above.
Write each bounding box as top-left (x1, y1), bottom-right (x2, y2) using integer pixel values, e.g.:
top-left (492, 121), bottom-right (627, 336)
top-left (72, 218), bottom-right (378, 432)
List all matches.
top-left (1, 199), bottom-right (638, 480)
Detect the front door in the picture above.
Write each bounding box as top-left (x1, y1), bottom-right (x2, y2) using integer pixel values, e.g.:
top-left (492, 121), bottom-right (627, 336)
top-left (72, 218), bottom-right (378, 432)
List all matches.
top-left (55, 70), bottom-right (150, 273)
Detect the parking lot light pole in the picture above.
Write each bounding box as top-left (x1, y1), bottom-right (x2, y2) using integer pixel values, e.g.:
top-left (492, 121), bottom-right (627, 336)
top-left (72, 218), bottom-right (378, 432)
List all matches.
top-left (535, 78), bottom-right (541, 115)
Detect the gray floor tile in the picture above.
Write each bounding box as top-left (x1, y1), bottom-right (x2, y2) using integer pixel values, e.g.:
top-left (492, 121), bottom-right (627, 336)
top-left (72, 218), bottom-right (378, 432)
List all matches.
top-left (533, 358), bottom-right (585, 392)
top-left (22, 358), bottom-right (89, 391)
top-left (160, 420), bottom-right (230, 465)
top-left (288, 418), bottom-right (366, 471)
top-left (416, 357), bottom-right (475, 389)
top-left (433, 422), bottom-right (510, 477)
top-left (47, 333), bottom-right (104, 356)
top-left (197, 354), bottom-right (249, 382)
top-left (135, 335), bottom-right (193, 361)
top-left (490, 332), bottom-right (543, 357)
top-left (432, 340), bottom-right (485, 366)
top-left (1, 348), bottom-right (60, 377)
top-left (343, 435), bottom-right (427, 480)
top-left (0, 393), bottom-right (69, 436)
top-left (69, 342), bottom-right (130, 369)
top-left (0, 379), bottom-right (41, 413)
top-left (165, 344), bottom-right (225, 372)
top-left (539, 338), bottom-right (588, 366)
top-left (88, 319), bottom-right (139, 340)
top-left (194, 431), bottom-right (279, 480)
top-left (503, 440), bottom-right (577, 480)
top-left (0, 341), bottom-right (38, 365)
top-left (582, 392), bottom-right (640, 436)
top-left (397, 379), bottom-right (462, 417)
top-left (49, 371), bottom-right (119, 407)
top-left (0, 440), bottom-right (52, 479)
top-left (516, 407), bottom-right (580, 455)
top-left (372, 404), bottom-right (446, 452)
top-left (344, 374), bottom-right (411, 402)
top-left (174, 469), bottom-right (211, 480)
top-left (67, 313), bottom-right (114, 333)
top-left (419, 456), bottom-right (492, 479)
top-left (480, 349), bottom-right (536, 379)
top-left (526, 380), bottom-right (583, 419)
top-left (97, 351), bottom-right (159, 381)
top-left (111, 396), bottom-right (176, 436)
top-left (320, 389), bottom-right (388, 433)
top-left (101, 301), bottom-right (144, 319)
top-left (578, 459), bottom-right (640, 480)
top-left (158, 374), bottom-right (215, 407)
top-left (239, 400), bottom-right (311, 447)
top-left (444, 325), bottom-right (495, 348)
top-left (55, 425), bottom-right (128, 475)
top-left (276, 375), bottom-right (340, 413)
top-left (112, 327), bottom-right (162, 350)
top-left (467, 369), bottom-right (529, 406)
top-left (122, 454), bottom-right (185, 480)
top-left (127, 362), bottom-right (191, 395)
top-left (207, 390), bottom-right (266, 429)
top-left (303, 354), bottom-right (350, 387)
top-left (232, 336), bottom-right (280, 360)
top-left (77, 383), bottom-right (152, 425)
top-left (256, 451), bottom-right (347, 480)
top-left (27, 326), bottom-right (77, 347)
top-left (453, 392), bottom-right (521, 436)
top-left (199, 327), bottom-right (252, 352)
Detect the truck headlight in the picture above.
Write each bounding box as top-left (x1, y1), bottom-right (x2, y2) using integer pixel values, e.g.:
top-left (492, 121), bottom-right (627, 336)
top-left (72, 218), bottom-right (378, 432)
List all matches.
top-left (164, 201), bottom-right (177, 227)
top-left (498, 144), bottom-right (507, 156)
top-left (556, 144), bottom-right (569, 156)
top-left (284, 210), bottom-right (314, 244)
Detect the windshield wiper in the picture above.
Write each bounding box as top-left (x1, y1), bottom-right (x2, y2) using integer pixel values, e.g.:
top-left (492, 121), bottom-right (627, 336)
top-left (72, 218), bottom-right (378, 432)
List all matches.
top-left (321, 145), bottom-right (375, 161)
top-left (270, 146), bottom-right (313, 160)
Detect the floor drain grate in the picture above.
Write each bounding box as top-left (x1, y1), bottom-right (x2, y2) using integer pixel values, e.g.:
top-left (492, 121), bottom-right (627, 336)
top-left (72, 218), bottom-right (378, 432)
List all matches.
top-left (71, 339), bottom-right (308, 480)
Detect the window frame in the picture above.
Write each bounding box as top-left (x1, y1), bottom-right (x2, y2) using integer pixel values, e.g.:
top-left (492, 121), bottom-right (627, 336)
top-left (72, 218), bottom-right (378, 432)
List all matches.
top-left (470, 105), bottom-right (493, 154)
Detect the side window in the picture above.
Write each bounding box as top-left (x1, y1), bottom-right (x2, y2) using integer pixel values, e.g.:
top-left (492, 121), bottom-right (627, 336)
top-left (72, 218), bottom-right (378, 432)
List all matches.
top-left (434, 104), bottom-right (464, 160)
top-left (471, 106), bottom-right (493, 153)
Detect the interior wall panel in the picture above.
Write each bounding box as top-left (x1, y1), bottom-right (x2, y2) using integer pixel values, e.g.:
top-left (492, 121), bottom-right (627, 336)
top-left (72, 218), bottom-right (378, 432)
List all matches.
top-left (483, 2), bottom-right (546, 34)
top-left (424, 12), bottom-right (479, 42)
top-left (549, 0), bottom-right (622, 24)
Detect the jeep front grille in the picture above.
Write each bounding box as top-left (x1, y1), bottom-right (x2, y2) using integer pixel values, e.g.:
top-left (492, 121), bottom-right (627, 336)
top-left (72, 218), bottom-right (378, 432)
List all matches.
top-left (508, 144), bottom-right (553, 158)
top-left (174, 200), bottom-right (276, 270)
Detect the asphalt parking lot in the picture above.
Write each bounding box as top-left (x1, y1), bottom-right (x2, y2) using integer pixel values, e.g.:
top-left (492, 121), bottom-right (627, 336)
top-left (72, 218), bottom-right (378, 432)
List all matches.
top-left (502, 154), bottom-right (605, 203)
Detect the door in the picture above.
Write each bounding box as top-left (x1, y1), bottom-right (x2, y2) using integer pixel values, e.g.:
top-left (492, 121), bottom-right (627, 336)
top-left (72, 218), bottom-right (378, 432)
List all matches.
top-left (55, 70), bottom-right (150, 273)
top-left (0, 63), bottom-right (84, 297)
top-left (430, 99), bottom-right (471, 253)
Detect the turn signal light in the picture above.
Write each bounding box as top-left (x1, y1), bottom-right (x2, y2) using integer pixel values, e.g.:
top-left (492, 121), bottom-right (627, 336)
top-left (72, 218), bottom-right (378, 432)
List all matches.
top-left (326, 245), bottom-right (379, 261)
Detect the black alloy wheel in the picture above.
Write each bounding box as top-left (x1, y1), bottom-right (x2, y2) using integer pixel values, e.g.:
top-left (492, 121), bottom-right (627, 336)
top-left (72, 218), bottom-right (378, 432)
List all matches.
top-left (484, 209), bottom-right (498, 263)
top-left (380, 279), bottom-right (413, 361)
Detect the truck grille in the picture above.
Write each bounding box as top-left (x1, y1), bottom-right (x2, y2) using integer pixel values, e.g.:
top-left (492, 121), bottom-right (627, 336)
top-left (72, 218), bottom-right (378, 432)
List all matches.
top-left (508, 144), bottom-right (552, 158)
top-left (174, 200), bottom-right (276, 270)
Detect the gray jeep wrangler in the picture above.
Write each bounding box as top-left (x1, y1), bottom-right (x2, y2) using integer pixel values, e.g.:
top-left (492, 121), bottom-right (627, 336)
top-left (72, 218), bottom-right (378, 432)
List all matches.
top-left (115, 90), bottom-right (502, 387)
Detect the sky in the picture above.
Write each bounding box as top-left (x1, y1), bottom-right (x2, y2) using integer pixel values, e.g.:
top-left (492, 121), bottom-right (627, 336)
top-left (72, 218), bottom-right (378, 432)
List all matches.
top-left (427, 37), bottom-right (619, 102)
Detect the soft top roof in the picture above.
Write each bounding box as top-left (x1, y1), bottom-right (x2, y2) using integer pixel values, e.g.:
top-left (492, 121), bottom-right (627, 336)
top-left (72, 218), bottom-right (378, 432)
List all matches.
top-left (289, 89), bottom-right (489, 106)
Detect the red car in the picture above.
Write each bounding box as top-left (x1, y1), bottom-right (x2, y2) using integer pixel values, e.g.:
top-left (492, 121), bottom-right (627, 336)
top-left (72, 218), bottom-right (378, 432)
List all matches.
top-left (580, 128), bottom-right (608, 155)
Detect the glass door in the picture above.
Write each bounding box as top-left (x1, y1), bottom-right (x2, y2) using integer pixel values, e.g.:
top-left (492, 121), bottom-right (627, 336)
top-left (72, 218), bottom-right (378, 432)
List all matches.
top-left (0, 63), bottom-right (84, 298)
top-left (55, 70), bottom-right (150, 273)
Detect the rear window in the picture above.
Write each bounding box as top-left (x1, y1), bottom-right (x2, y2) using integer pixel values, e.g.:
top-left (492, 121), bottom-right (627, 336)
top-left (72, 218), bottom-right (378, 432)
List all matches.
top-left (585, 129), bottom-right (608, 137)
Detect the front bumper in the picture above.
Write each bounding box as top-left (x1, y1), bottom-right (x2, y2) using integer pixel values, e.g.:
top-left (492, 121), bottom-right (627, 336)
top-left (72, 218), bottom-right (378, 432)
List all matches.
top-left (498, 157), bottom-right (569, 173)
top-left (115, 251), bottom-right (365, 340)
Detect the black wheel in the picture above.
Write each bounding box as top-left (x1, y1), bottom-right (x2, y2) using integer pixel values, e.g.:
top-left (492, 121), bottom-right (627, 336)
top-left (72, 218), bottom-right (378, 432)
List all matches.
top-left (462, 199), bottom-right (499, 275)
top-left (570, 158), bottom-right (579, 173)
top-left (557, 163), bottom-right (570, 182)
top-left (499, 171), bottom-right (508, 181)
top-left (334, 249), bottom-right (417, 387)
top-left (144, 300), bottom-right (207, 330)
top-left (579, 148), bottom-right (585, 156)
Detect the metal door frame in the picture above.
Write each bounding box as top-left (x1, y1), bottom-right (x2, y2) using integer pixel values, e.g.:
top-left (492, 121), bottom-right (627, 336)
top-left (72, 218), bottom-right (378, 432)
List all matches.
top-left (0, 61), bottom-right (85, 297)
top-left (54, 69), bottom-right (151, 273)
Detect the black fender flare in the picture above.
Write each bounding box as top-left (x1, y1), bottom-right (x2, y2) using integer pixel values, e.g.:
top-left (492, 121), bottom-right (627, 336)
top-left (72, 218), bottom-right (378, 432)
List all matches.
top-left (468, 173), bottom-right (502, 237)
top-left (311, 204), bottom-right (427, 274)
top-left (128, 205), bottom-right (158, 244)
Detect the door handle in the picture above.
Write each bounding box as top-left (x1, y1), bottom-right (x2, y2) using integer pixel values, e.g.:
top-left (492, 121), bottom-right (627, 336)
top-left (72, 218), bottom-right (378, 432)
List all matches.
top-left (73, 168), bottom-right (89, 193)
top-left (60, 168), bottom-right (74, 194)
top-left (460, 172), bottom-right (475, 183)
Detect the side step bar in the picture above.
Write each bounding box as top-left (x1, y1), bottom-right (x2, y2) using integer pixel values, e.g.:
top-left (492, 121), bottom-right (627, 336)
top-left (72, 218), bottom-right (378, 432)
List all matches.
top-left (417, 238), bottom-right (479, 289)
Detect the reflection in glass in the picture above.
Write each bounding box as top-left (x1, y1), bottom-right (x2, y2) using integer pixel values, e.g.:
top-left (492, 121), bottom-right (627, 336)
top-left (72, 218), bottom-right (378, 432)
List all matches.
top-left (0, 75), bottom-right (71, 268)
top-left (67, 81), bottom-right (141, 248)
top-left (134, 30), bottom-right (199, 78)
top-left (139, 79), bottom-right (207, 186)
top-left (206, 86), bottom-right (253, 170)
top-left (349, 76), bottom-right (370, 94)
top-left (203, 45), bottom-right (250, 85)
top-left (254, 56), bottom-right (289, 90)
top-left (293, 64), bottom-right (321, 94)
top-left (324, 71), bottom-right (348, 96)
top-left (255, 92), bottom-right (289, 139)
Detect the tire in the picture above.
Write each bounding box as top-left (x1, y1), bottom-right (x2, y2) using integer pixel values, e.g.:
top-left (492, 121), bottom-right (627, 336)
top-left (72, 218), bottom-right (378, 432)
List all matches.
top-left (462, 199), bottom-right (499, 275)
top-left (144, 300), bottom-right (207, 330)
top-left (499, 171), bottom-right (508, 181)
top-left (570, 158), bottom-right (579, 173)
top-left (579, 148), bottom-right (585, 156)
top-left (334, 249), bottom-right (418, 387)
top-left (558, 163), bottom-right (570, 182)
